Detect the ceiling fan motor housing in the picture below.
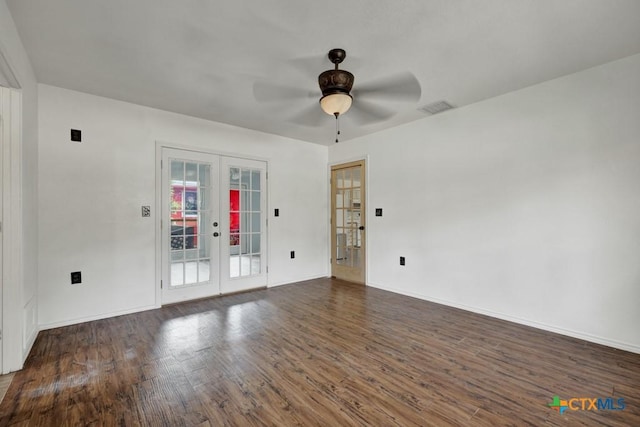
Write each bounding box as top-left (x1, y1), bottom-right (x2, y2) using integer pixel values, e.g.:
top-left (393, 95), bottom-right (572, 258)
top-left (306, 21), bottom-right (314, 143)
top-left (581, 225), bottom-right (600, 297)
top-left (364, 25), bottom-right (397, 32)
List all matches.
top-left (318, 69), bottom-right (354, 97)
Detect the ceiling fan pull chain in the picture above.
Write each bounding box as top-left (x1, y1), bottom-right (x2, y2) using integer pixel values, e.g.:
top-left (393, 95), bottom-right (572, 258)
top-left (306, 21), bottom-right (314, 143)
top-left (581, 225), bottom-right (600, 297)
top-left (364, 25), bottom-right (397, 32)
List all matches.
top-left (334, 112), bottom-right (340, 143)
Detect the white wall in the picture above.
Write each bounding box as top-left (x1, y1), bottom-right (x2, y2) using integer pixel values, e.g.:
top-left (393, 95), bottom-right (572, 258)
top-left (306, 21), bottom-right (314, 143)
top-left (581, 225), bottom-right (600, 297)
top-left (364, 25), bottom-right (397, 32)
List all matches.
top-left (38, 84), bottom-right (328, 328)
top-left (0, 0), bottom-right (38, 371)
top-left (329, 54), bottom-right (640, 353)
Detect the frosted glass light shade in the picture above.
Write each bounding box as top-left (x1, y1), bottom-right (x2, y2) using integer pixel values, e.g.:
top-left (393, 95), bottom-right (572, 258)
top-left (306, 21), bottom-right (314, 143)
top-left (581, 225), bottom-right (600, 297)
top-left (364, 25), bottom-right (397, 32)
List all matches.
top-left (320, 93), bottom-right (353, 116)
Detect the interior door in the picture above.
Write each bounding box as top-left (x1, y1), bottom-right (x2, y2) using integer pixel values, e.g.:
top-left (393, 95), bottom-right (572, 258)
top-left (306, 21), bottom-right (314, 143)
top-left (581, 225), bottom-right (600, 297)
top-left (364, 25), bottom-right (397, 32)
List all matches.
top-left (331, 160), bottom-right (366, 284)
top-left (161, 149), bottom-right (220, 304)
top-left (220, 157), bottom-right (268, 294)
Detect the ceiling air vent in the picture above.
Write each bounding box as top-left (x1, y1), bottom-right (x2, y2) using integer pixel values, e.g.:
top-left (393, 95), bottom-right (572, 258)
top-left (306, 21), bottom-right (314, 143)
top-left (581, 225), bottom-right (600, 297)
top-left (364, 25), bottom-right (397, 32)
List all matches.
top-left (418, 100), bottom-right (455, 115)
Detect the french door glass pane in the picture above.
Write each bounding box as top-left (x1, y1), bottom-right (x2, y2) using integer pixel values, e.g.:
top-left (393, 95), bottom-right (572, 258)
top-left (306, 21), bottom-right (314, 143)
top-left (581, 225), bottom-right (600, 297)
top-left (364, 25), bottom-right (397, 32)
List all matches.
top-left (230, 168), bottom-right (240, 186)
top-left (251, 233), bottom-right (260, 253)
top-left (251, 191), bottom-right (260, 212)
top-left (337, 209), bottom-right (344, 228)
top-left (199, 165), bottom-right (210, 186)
top-left (352, 168), bottom-right (361, 186)
top-left (344, 169), bottom-right (352, 189)
top-left (171, 263), bottom-right (185, 286)
top-left (169, 160), bottom-right (211, 287)
top-left (230, 256), bottom-right (240, 278)
top-left (344, 189), bottom-right (352, 207)
top-left (336, 170), bottom-right (344, 188)
top-left (241, 169), bottom-right (251, 186)
top-left (251, 171), bottom-right (261, 190)
top-left (251, 213), bottom-right (260, 232)
top-left (251, 255), bottom-right (261, 275)
top-left (198, 259), bottom-right (210, 282)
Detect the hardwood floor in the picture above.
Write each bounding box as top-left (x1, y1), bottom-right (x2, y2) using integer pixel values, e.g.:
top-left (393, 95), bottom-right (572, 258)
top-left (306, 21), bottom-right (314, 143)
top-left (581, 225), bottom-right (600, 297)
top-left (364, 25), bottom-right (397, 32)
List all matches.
top-left (0, 278), bottom-right (638, 426)
top-left (0, 374), bottom-right (15, 408)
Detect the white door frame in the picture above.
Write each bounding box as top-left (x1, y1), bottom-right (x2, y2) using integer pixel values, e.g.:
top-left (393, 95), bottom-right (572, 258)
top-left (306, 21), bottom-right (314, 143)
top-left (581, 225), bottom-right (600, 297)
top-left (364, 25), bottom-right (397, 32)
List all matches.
top-left (1, 85), bottom-right (24, 374)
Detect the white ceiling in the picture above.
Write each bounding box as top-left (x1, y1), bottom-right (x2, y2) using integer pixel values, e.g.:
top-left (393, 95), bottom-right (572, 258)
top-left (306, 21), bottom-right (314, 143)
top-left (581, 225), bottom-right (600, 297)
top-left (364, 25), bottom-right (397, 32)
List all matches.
top-left (7, 0), bottom-right (640, 145)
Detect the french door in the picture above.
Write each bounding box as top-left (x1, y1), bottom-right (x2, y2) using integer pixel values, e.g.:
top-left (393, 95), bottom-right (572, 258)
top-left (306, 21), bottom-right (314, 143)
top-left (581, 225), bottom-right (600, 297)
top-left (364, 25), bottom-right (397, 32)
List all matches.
top-left (219, 157), bottom-right (268, 293)
top-left (331, 160), bottom-right (366, 284)
top-left (161, 148), bottom-right (267, 304)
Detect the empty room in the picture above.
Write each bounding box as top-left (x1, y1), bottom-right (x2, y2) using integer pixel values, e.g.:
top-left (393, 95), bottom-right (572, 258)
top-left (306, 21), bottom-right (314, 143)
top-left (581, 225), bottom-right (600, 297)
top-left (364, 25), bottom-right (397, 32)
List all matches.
top-left (1, 1), bottom-right (639, 425)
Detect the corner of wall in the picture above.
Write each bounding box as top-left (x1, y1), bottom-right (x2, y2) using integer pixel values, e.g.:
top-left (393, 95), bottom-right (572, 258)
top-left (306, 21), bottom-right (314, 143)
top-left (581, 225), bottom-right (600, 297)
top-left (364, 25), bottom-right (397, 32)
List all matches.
top-left (22, 295), bottom-right (37, 360)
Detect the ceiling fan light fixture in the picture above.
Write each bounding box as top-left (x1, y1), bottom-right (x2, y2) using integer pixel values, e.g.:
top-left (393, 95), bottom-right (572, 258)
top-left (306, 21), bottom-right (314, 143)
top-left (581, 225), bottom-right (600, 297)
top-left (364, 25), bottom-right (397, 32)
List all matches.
top-left (320, 92), bottom-right (353, 116)
top-left (318, 49), bottom-right (354, 117)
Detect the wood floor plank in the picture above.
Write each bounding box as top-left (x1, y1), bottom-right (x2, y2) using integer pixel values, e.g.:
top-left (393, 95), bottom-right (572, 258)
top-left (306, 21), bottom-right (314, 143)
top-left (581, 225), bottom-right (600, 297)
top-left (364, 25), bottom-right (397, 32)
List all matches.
top-left (1, 278), bottom-right (639, 426)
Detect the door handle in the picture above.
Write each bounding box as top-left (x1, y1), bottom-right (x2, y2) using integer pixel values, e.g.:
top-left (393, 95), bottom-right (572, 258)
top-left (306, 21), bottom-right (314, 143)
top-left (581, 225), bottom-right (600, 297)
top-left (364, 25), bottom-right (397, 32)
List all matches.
top-left (213, 232), bottom-right (220, 237)
top-left (358, 226), bottom-right (365, 230)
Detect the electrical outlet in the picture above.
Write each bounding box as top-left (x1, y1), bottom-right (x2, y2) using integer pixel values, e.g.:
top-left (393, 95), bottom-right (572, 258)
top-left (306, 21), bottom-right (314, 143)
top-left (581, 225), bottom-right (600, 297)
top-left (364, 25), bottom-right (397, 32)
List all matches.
top-left (141, 206), bottom-right (151, 217)
top-left (400, 256), bottom-right (405, 266)
top-left (375, 208), bottom-right (383, 216)
top-left (70, 129), bottom-right (82, 142)
top-left (290, 251), bottom-right (295, 259)
top-left (71, 271), bottom-right (82, 284)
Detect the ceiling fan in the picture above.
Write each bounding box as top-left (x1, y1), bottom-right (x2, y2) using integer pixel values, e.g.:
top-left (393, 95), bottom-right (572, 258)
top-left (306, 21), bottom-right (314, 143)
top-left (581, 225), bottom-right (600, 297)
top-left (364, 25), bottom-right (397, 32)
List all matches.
top-left (253, 48), bottom-right (422, 142)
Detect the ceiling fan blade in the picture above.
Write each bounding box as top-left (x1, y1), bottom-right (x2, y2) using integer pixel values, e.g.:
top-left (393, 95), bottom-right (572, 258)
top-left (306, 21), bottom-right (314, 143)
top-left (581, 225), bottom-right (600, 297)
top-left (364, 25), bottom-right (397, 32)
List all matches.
top-left (289, 103), bottom-right (329, 127)
top-left (353, 72), bottom-right (422, 102)
top-left (348, 99), bottom-right (396, 125)
top-left (253, 81), bottom-right (317, 103)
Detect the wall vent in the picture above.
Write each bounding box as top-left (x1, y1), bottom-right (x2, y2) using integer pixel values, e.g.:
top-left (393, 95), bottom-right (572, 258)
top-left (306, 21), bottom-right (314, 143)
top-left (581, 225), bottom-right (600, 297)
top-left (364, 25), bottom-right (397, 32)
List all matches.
top-left (418, 100), bottom-right (455, 115)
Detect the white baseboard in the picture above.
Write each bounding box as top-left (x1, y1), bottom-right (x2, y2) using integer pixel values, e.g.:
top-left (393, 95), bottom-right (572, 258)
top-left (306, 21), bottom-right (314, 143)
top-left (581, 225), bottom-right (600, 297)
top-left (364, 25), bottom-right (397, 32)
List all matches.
top-left (22, 328), bottom-right (37, 364)
top-left (39, 304), bottom-right (160, 331)
top-left (367, 281), bottom-right (640, 355)
top-left (22, 296), bottom-right (38, 364)
top-left (268, 275), bottom-right (328, 288)
top-left (38, 275), bottom-right (329, 332)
